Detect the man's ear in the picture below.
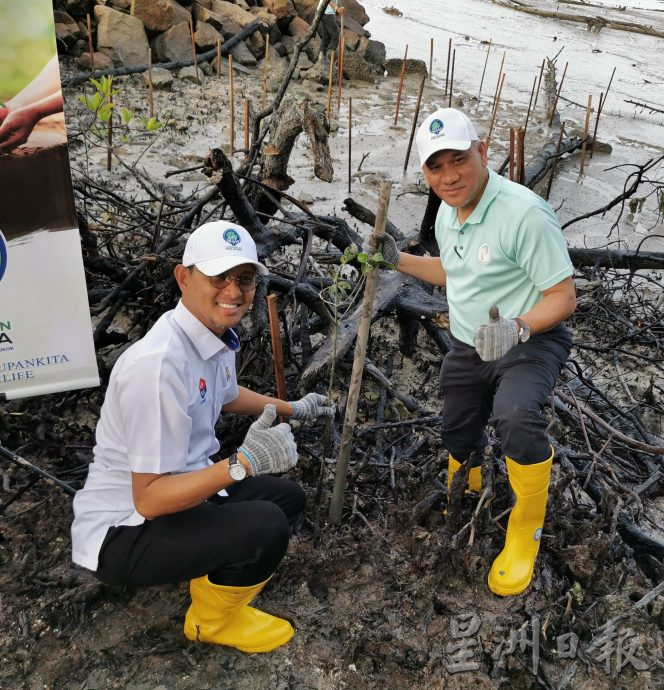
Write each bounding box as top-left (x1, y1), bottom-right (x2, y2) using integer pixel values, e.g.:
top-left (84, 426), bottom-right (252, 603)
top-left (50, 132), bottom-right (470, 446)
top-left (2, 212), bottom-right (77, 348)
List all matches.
top-left (174, 264), bottom-right (189, 292)
top-left (477, 140), bottom-right (489, 166)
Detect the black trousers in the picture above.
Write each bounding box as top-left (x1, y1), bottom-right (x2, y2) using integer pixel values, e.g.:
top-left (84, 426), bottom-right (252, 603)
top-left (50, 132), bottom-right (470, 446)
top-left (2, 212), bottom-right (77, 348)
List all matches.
top-left (95, 476), bottom-right (305, 588)
top-left (440, 325), bottom-right (572, 465)
top-left (317, 15), bottom-right (339, 55)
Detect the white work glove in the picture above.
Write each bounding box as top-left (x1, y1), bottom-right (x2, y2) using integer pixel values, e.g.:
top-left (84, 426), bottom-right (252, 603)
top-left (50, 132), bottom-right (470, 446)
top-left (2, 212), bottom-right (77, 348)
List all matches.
top-left (289, 393), bottom-right (336, 420)
top-left (238, 404), bottom-right (298, 475)
top-left (473, 306), bottom-right (519, 361)
top-left (361, 235), bottom-right (400, 268)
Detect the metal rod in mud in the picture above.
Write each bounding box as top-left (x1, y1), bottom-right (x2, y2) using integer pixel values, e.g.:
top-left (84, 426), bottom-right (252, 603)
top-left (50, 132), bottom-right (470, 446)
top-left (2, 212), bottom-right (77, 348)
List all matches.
top-left (326, 49), bottom-right (335, 121)
top-left (491, 51), bottom-right (506, 113)
top-left (337, 14), bottom-right (346, 113)
top-left (448, 49), bottom-right (455, 108)
top-left (545, 122), bottom-right (566, 200)
top-left (579, 94), bottom-right (593, 174)
top-left (188, 16), bottom-right (200, 85)
top-left (262, 34), bottom-right (270, 106)
top-left (86, 14), bottom-right (95, 72)
top-left (517, 127), bottom-right (525, 184)
top-left (590, 66), bottom-right (615, 158)
top-left (394, 44), bottom-right (409, 126)
top-left (486, 72), bottom-right (505, 150)
top-left (329, 180), bottom-right (392, 525)
top-left (404, 74), bottom-right (426, 175)
top-left (244, 99), bottom-right (250, 151)
top-left (532, 58), bottom-right (545, 113)
top-left (229, 54), bottom-right (235, 155)
top-left (266, 294), bottom-right (288, 418)
top-left (348, 97), bottom-right (352, 194)
top-left (548, 61), bottom-right (568, 126)
top-left (523, 75), bottom-right (537, 134)
top-left (216, 39), bottom-right (221, 78)
top-left (147, 48), bottom-right (154, 118)
top-left (477, 38), bottom-right (492, 101)
top-left (107, 86), bottom-right (113, 172)
top-left (429, 38), bottom-right (434, 80)
top-left (445, 38), bottom-right (452, 96)
top-left (509, 128), bottom-right (515, 180)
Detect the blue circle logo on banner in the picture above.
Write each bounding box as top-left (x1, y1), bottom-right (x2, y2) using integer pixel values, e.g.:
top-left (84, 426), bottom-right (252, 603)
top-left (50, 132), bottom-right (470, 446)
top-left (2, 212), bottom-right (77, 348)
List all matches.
top-left (0, 230), bottom-right (7, 283)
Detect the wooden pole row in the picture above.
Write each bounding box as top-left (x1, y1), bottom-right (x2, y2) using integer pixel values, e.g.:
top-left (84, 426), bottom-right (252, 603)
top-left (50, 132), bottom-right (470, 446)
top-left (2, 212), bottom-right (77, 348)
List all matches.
top-left (394, 44), bottom-right (408, 126)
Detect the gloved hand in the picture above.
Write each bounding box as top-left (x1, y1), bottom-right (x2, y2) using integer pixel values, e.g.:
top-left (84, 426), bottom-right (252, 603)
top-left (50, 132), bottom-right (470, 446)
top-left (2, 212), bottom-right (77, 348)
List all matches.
top-left (473, 306), bottom-right (519, 361)
top-left (362, 234), bottom-right (400, 268)
top-left (289, 393), bottom-right (335, 420)
top-left (238, 404), bottom-right (298, 475)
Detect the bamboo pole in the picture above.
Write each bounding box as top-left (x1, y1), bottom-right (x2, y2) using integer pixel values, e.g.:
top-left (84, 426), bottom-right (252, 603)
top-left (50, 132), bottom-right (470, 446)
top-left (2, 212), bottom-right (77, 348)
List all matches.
top-left (517, 127), bottom-right (525, 184)
top-left (429, 38), bottom-right (434, 80)
top-left (336, 14), bottom-right (345, 113)
top-left (326, 49), bottom-right (335, 121)
top-left (523, 74), bottom-right (537, 134)
top-left (545, 122), bottom-right (566, 200)
top-left (244, 98), bottom-right (250, 151)
top-left (404, 74), bottom-right (426, 174)
top-left (393, 44), bottom-right (408, 126)
top-left (266, 295), bottom-right (288, 414)
top-left (86, 14), bottom-right (95, 72)
top-left (477, 38), bottom-right (492, 101)
top-left (229, 54), bottom-right (235, 155)
top-left (579, 94), bottom-right (592, 174)
top-left (329, 180), bottom-right (392, 524)
top-left (216, 38), bottom-right (221, 78)
top-left (448, 49), bottom-right (455, 108)
top-left (348, 97), bottom-right (352, 194)
top-left (106, 86), bottom-right (113, 172)
top-left (548, 61), bottom-right (568, 126)
top-left (532, 58), bottom-right (545, 113)
top-left (485, 72), bottom-right (505, 150)
top-left (509, 128), bottom-right (515, 180)
top-left (188, 16), bottom-right (200, 85)
top-left (445, 38), bottom-right (452, 96)
top-left (147, 48), bottom-right (154, 118)
top-left (130, 0), bottom-right (136, 16)
top-left (262, 34), bottom-right (270, 106)
top-left (491, 51), bottom-right (506, 113)
top-left (590, 66), bottom-right (615, 158)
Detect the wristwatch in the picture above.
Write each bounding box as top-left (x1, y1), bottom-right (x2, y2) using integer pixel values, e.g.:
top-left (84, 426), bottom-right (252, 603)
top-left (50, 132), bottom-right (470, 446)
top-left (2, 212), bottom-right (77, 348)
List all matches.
top-left (514, 318), bottom-right (531, 343)
top-left (228, 452), bottom-right (247, 482)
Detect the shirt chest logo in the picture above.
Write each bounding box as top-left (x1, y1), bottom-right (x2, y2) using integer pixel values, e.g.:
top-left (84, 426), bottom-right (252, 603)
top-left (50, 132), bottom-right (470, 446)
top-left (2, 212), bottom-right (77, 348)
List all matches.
top-left (199, 378), bottom-right (207, 401)
top-left (477, 243), bottom-right (490, 264)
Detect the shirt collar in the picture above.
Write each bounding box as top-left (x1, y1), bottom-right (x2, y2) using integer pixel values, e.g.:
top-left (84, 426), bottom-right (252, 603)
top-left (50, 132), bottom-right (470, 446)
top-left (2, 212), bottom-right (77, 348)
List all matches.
top-left (173, 301), bottom-right (239, 360)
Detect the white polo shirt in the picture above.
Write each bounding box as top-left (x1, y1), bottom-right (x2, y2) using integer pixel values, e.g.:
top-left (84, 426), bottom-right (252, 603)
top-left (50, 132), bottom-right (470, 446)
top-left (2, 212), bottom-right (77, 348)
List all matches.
top-left (71, 301), bottom-right (240, 571)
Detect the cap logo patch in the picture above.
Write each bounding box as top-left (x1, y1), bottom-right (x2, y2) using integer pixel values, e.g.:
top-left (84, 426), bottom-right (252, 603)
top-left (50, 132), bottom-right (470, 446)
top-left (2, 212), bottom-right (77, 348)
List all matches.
top-left (223, 228), bottom-right (241, 246)
top-left (429, 118), bottom-right (444, 136)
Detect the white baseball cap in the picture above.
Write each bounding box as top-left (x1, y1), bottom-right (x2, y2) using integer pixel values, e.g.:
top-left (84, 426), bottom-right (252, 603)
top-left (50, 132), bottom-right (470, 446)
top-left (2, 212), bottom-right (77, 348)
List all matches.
top-left (416, 108), bottom-right (479, 167)
top-left (182, 221), bottom-right (269, 276)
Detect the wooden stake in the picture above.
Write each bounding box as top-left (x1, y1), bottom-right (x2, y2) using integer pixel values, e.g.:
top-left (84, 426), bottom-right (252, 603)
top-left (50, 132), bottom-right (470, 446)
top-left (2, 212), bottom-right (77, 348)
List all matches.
top-left (509, 128), bottom-right (515, 181)
top-left (329, 181), bottom-right (392, 525)
top-left (486, 72), bottom-right (505, 150)
top-left (147, 48), bottom-right (154, 119)
top-left (579, 94), bottom-right (592, 174)
top-left (532, 58), bottom-right (545, 113)
top-left (86, 14), bottom-right (95, 72)
top-left (548, 61), bottom-right (568, 126)
top-left (336, 14), bottom-right (345, 113)
top-left (477, 38), bottom-right (492, 101)
top-left (216, 38), bottom-right (221, 78)
top-left (266, 295), bottom-right (288, 412)
top-left (523, 74), bottom-right (537, 134)
top-left (445, 38), bottom-right (452, 96)
top-left (326, 49), bottom-right (335, 121)
top-left (229, 54), bottom-right (235, 155)
top-left (262, 34), bottom-right (270, 105)
top-left (491, 51), bottom-right (506, 113)
top-left (429, 38), bottom-right (434, 80)
top-left (403, 74), bottom-right (426, 174)
top-left (106, 86), bottom-right (113, 172)
top-left (448, 49), bottom-right (455, 108)
top-left (590, 66), bottom-right (615, 158)
top-left (130, 0), bottom-right (136, 16)
top-left (393, 44), bottom-right (408, 126)
top-left (244, 98), bottom-right (250, 151)
top-left (348, 96), bottom-right (352, 194)
top-left (188, 16), bottom-right (200, 85)
top-left (545, 122), bottom-right (565, 200)
top-left (517, 127), bottom-right (525, 184)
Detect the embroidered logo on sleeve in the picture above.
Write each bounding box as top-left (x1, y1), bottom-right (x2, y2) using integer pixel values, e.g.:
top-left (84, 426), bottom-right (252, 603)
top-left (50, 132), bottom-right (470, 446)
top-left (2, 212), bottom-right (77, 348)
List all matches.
top-left (225, 366), bottom-right (231, 382)
top-left (199, 378), bottom-right (207, 401)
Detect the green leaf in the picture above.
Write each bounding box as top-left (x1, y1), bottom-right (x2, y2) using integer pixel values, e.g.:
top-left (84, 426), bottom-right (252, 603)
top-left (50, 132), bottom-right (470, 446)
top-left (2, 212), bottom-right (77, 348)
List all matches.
top-left (120, 107), bottom-right (134, 125)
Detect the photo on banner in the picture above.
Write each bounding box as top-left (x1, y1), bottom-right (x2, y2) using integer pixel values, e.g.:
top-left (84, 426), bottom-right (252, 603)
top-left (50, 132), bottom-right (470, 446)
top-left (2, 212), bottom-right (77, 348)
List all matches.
top-left (0, 0), bottom-right (99, 400)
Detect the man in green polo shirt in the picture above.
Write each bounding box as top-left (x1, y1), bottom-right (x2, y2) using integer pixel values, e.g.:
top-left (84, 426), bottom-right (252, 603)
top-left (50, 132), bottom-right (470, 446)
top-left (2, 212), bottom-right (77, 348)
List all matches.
top-left (381, 108), bottom-right (576, 596)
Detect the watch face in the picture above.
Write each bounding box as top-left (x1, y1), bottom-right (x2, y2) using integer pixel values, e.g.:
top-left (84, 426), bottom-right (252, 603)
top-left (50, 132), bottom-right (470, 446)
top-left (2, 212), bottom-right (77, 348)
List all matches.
top-left (229, 462), bottom-right (246, 481)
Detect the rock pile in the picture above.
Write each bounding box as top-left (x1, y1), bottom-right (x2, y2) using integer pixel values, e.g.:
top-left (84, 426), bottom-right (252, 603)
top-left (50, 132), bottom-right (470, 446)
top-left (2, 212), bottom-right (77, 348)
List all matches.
top-left (53, 0), bottom-right (387, 85)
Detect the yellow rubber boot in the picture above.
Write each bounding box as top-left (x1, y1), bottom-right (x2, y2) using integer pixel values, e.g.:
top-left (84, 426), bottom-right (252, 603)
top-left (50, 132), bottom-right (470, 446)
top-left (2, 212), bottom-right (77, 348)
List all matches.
top-left (447, 454), bottom-right (483, 493)
top-left (488, 450), bottom-right (553, 596)
top-left (183, 576), bottom-right (294, 653)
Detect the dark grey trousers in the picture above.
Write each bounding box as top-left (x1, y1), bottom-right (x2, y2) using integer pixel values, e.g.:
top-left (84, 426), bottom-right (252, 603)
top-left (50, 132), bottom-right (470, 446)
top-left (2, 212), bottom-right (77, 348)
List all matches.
top-left (317, 14), bottom-right (340, 55)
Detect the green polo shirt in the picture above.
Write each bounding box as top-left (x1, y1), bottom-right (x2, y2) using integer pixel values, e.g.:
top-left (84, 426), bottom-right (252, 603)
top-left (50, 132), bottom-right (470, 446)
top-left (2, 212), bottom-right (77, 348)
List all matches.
top-left (435, 168), bottom-right (573, 346)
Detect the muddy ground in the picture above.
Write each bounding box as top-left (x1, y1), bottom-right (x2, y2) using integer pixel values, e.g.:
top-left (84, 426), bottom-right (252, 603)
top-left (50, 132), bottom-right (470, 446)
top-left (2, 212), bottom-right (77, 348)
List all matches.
top-left (2, 16), bottom-right (664, 690)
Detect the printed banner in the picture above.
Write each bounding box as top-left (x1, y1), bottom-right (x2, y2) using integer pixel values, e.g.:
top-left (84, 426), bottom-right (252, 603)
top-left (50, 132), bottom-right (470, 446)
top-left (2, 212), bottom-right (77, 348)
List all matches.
top-left (0, 0), bottom-right (99, 400)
